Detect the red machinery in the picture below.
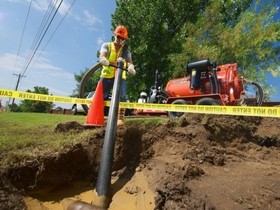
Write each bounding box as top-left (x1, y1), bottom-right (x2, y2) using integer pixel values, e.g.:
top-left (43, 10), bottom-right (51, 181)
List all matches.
top-left (136, 59), bottom-right (264, 118)
top-left (80, 61), bottom-right (278, 118)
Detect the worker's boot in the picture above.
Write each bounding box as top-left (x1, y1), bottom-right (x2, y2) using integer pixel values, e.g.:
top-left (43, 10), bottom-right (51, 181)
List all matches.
top-left (117, 108), bottom-right (125, 126)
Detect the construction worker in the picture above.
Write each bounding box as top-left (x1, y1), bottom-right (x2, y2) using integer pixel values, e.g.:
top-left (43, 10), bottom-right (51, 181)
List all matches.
top-left (99, 25), bottom-right (136, 126)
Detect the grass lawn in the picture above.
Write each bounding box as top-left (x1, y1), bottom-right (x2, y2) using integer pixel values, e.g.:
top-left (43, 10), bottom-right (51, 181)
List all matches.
top-left (0, 112), bottom-right (91, 167)
top-left (0, 112), bottom-right (167, 169)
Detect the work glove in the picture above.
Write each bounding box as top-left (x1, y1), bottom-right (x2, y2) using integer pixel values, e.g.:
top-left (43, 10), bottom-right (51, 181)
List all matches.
top-left (127, 64), bottom-right (136, 75)
top-left (100, 57), bottom-right (109, 66)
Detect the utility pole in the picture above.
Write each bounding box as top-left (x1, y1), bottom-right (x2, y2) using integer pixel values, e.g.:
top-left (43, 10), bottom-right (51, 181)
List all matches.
top-left (11, 73), bottom-right (25, 109)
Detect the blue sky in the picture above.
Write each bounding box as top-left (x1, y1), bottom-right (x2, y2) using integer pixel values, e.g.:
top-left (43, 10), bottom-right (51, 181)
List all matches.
top-left (0, 0), bottom-right (280, 109)
top-left (0, 0), bottom-right (116, 108)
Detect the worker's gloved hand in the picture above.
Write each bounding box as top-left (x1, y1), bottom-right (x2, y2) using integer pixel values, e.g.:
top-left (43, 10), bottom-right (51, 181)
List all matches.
top-left (100, 57), bottom-right (109, 66)
top-left (127, 64), bottom-right (136, 75)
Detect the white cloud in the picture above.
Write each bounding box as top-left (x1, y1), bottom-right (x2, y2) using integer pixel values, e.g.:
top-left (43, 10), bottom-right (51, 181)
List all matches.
top-left (56, 0), bottom-right (72, 16)
top-left (26, 0), bottom-right (103, 32)
top-left (0, 0), bottom-right (116, 108)
top-left (83, 9), bottom-right (102, 26)
top-left (0, 52), bottom-right (62, 73)
top-left (0, 52), bottom-right (75, 98)
top-left (96, 37), bottom-right (105, 46)
top-left (0, 53), bottom-right (19, 72)
top-left (29, 0), bottom-right (71, 16)
top-left (74, 9), bottom-right (103, 31)
top-left (30, 0), bottom-right (50, 13)
top-left (0, 12), bottom-right (4, 21)
top-left (2, 0), bottom-right (21, 3)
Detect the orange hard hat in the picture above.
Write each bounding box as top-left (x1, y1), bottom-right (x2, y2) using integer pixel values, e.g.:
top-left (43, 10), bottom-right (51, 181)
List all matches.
top-left (114, 25), bottom-right (128, 39)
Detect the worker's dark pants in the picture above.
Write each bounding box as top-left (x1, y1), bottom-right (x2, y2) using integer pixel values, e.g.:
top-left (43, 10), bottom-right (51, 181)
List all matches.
top-left (99, 77), bottom-right (127, 102)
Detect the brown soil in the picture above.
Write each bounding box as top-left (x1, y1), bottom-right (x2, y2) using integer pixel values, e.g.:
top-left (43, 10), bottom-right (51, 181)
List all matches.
top-left (1, 114), bottom-right (280, 210)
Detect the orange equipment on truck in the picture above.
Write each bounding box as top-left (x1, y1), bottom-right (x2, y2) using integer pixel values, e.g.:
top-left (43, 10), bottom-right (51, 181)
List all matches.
top-left (136, 59), bottom-right (266, 118)
top-left (80, 60), bottom-right (279, 118)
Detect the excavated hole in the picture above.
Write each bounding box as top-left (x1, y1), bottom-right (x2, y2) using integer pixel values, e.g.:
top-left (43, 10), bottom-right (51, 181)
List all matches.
top-left (1, 115), bottom-right (280, 210)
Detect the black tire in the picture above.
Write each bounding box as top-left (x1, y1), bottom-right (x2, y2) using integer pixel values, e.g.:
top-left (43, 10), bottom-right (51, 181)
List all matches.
top-left (195, 97), bottom-right (220, 105)
top-left (168, 99), bottom-right (188, 118)
top-left (79, 63), bottom-right (102, 114)
top-left (71, 104), bottom-right (78, 115)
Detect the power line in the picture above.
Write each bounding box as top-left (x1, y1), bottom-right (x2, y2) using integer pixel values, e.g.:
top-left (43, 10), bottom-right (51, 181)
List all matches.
top-left (25, 0), bottom-right (60, 68)
top-left (31, 0), bottom-right (77, 69)
top-left (9, 0), bottom-right (77, 108)
top-left (14, 0), bottom-right (78, 91)
top-left (14, 0), bottom-right (60, 90)
top-left (20, 0), bottom-right (64, 79)
top-left (13, 0), bottom-right (33, 74)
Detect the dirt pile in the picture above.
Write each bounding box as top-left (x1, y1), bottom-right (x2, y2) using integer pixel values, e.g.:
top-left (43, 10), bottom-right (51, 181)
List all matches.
top-left (1, 114), bottom-right (280, 210)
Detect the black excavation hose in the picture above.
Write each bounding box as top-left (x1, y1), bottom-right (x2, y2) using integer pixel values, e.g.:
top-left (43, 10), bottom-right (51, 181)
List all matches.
top-left (64, 48), bottom-right (128, 210)
top-left (244, 81), bottom-right (264, 106)
top-left (79, 63), bottom-right (103, 114)
top-left (252, 81), bottom-right (264, 106)
top-left (94, 57), bottom-right (125, 207)
top-left (95, 44), bottom-right (129, 207)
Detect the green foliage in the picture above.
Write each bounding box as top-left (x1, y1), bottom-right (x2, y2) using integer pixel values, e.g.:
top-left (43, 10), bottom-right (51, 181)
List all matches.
top-left (169, 0), bottom-right (280, 97)
top-left (113, 0), bottom-right (213, 100)
top-left (72, 0), bottom-right (279, 100)
top-left (8, 103), bottom-right (21, 112)
top-left (112, 0), bottom-right (279, 100)
top-left (19, 86), bottom-right (54, 113)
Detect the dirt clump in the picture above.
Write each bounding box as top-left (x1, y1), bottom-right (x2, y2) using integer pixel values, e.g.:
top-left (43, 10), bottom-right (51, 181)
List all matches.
top-left (54, 121), bottom-right (85, 132)
top-left (1, 114), bottom-right (280, 210)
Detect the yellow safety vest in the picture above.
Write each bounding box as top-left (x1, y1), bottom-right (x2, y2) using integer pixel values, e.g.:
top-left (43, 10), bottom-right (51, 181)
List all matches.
top-left (100, 42), bottom-right (127, 79)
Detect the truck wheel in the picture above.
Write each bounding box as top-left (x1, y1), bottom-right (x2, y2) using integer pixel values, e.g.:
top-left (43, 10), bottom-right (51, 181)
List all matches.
top-left (168, 99), bottom-right (187, 118)
top-left (71, 104), bottom-right (78, 115)
top-left (195, 97), bottom-right (220, 105)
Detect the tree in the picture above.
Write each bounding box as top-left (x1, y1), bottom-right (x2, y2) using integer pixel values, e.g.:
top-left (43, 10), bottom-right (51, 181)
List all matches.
top-left (19, 86), bottom-right (54, 113)
top-left (169, 0), bottom-right (280, 98)
top-left (113, 0), bottom-right (217, 100)
top-left (9, 103), bottom-right (21, 112)
top-left (112, 0), bottom-right (279, 100)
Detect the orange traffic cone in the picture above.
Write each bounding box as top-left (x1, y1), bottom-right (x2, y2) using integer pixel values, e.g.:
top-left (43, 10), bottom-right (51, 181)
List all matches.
top-left (84, 81), bottom-right (104, 127)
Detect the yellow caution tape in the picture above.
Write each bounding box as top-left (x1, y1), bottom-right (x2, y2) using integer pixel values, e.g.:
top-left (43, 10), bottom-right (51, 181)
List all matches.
top-left (0, 88), bottom-right (92, 105)
top-left (1, 88), bottom-right (280, 118)
top-left (119, 102), bottom-right (280, 118)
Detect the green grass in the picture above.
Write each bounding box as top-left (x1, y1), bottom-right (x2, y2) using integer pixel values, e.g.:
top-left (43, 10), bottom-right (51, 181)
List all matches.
top-left (0, 112), bottom-right (91, 167)
top-left (0, 112), bottom-right (167, 169)
top-left (0, 112), bottom-right (85, 127)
